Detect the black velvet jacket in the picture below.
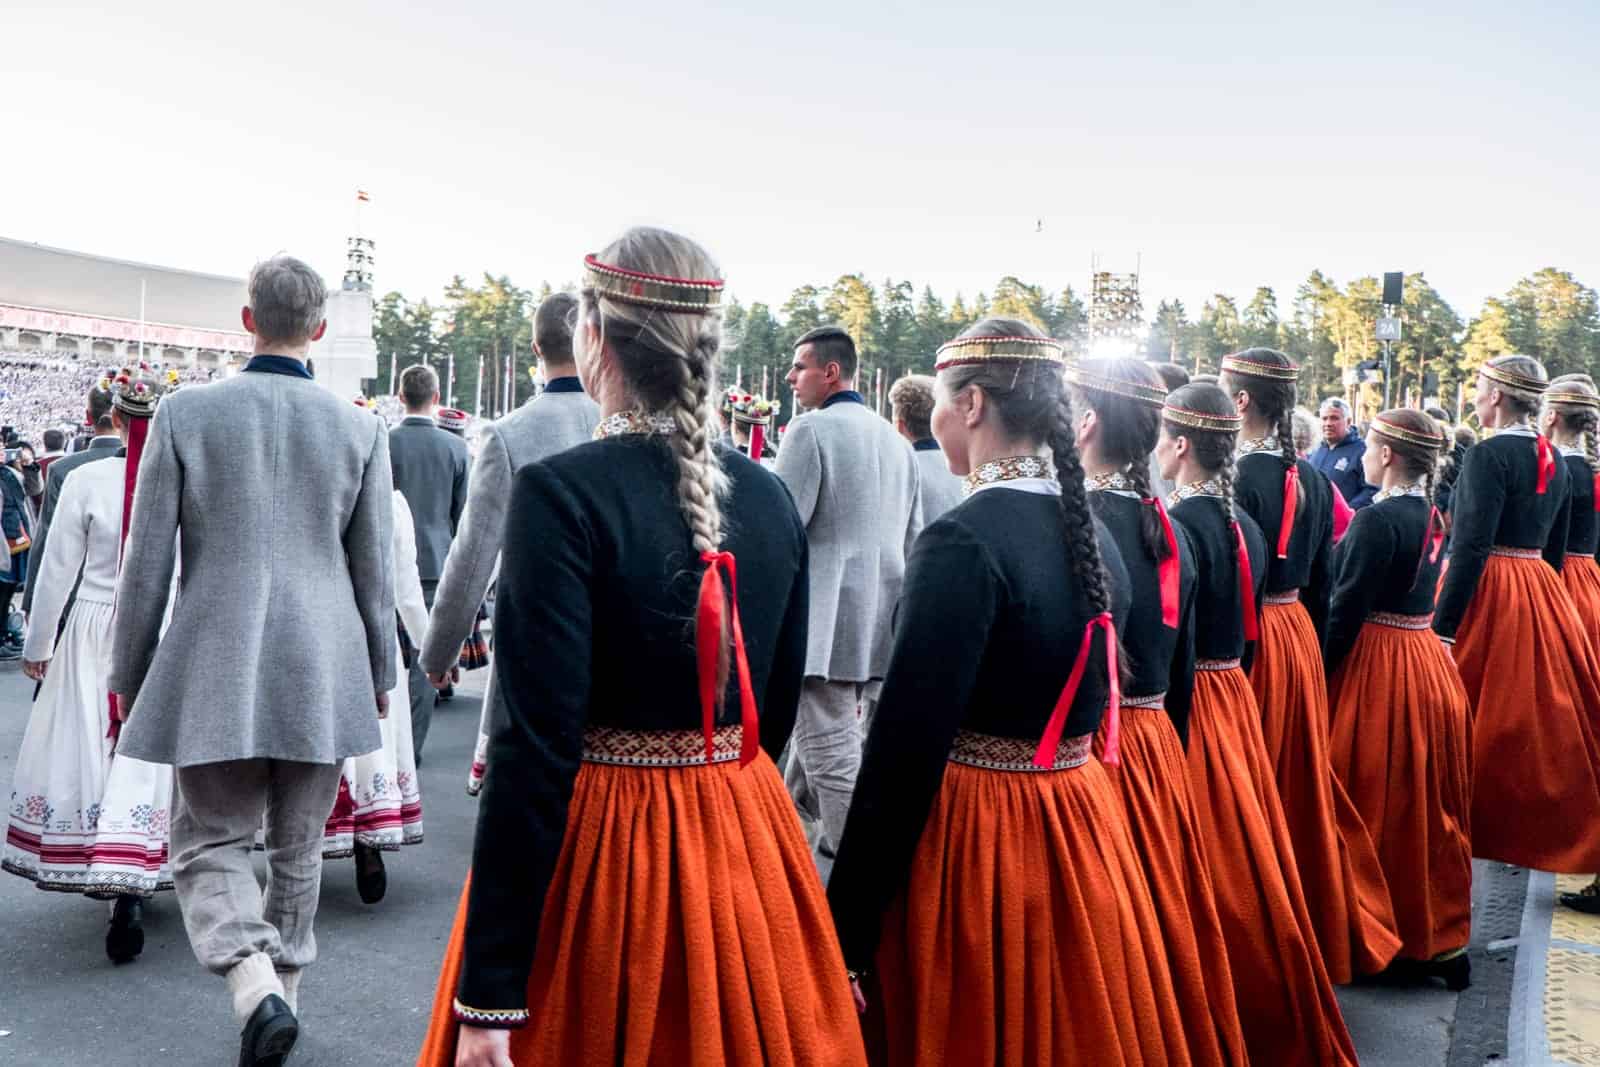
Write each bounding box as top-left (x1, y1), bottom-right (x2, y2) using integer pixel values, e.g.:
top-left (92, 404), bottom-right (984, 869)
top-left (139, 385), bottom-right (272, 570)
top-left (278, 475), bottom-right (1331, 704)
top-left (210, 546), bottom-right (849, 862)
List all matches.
top-left (825, 487), bottom-right (1131, 972)
top-left (1560, 451), bottom-right (1599, 556)
top-left (1326, 494), bottom-right (1442, 677)
top-left (456, 438), bottom-right (809, 1020)
top-left (1234, 449), bottom-right (1335, 645)
top-left (1169, 494), bottom-right (1268, 669)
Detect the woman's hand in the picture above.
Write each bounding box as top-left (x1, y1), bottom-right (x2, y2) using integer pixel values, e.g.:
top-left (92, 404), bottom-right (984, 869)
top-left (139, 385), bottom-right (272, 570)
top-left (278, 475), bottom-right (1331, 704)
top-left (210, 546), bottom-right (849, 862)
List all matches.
top-left (21, 658), bottom-right (47, 682)
top-left (850, 976), bottom-right (868, 1016)
top-left (455, 1024), bottom-right (513, 1067)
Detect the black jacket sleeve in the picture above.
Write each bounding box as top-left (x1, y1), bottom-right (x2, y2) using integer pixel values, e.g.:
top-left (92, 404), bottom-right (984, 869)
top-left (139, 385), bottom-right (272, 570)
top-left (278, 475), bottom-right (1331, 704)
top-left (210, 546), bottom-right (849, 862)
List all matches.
top-left (1166, 527), bottom-right (1198, 748)
top-left (1435, 444), bottom-right (1503, 640)
top-left (1304, 473), bottom-right (1334, 650)
top-left (1326, 508), bottom-right (1394, 677)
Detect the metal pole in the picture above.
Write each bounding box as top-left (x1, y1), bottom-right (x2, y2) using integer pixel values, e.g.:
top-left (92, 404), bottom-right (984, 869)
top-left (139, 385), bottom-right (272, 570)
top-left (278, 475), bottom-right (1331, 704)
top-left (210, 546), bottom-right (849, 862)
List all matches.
top-left (475, 352), bottom-right (484, 415)
top-left (138, 279), bottom-right (146, 362)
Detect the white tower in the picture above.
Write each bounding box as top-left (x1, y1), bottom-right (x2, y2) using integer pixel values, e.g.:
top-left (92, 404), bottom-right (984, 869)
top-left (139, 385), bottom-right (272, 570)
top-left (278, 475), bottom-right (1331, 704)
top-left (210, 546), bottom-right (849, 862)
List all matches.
top-left (310, 191), bottom-right (379, 398)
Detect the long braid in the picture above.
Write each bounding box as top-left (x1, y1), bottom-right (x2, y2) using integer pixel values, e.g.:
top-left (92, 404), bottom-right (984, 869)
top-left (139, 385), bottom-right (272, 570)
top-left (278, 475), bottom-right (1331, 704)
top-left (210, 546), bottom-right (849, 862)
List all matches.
top-left (1583, 412), bottom-right (1600, 473)
top-left (1276, 406), bottom-right (1302, 508)
top-left (1122, 458), bottom-right (1167, 563)
top-left (665, 334), bottom-right (726, 554)
top-left (1217, 461), bottom-right (1238, 527)
top-left (1049, 389), bottom-right (1111, 616)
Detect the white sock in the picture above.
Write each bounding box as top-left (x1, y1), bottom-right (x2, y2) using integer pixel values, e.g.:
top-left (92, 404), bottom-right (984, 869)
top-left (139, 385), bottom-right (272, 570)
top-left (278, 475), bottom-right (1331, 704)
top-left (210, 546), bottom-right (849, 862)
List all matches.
top-left (277, 969), bottom-right (301, 1015)
top-left (224, 952), bottom-right (284, 1026)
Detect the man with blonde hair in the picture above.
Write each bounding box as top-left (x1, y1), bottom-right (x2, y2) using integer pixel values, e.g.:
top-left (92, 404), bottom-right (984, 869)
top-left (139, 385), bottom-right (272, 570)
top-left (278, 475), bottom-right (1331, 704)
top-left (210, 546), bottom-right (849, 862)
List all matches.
top-left (888, 373), bottom-right (961, 520)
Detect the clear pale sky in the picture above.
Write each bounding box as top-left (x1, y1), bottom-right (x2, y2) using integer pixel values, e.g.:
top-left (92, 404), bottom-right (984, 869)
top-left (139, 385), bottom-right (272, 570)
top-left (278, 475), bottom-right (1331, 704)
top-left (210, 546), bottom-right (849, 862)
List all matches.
top-left (3, 0), bottom-right (1595, 323)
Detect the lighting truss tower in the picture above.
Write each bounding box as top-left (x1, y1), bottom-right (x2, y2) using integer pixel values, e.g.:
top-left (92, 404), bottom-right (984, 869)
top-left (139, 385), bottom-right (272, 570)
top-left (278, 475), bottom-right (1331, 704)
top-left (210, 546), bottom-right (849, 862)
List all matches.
top-left (1088, 253), bottom-right (1142, 349)
top-left (344, 236), bottom-right (375, 292)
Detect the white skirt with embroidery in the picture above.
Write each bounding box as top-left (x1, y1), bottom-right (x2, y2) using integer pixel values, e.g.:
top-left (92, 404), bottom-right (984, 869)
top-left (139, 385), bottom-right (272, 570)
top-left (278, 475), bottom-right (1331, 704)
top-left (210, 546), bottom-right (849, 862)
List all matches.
top-left (2, 600), bottom-right (174, 897)
top-left (322, 636), bottom-right (423, 857)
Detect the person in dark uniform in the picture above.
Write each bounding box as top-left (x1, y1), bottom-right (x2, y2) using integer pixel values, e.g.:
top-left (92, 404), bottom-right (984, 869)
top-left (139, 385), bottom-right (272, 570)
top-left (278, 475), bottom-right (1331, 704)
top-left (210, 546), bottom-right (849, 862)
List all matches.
top-left (1219, 348), bottom-right (1401, 984)
top-left (1325, 409), bottom-right (1473, 988)
top-left (416, 227), bottom-right (866, 1067)
top-left (1068, 356), bottom-right (1248, 1064)
top-left (1159, 381), bottom-right (1357, 1067)
top-left (826, 318), bottom-right (1199, 1065)
top-left (1435, 354), bottom-right (1600, 878)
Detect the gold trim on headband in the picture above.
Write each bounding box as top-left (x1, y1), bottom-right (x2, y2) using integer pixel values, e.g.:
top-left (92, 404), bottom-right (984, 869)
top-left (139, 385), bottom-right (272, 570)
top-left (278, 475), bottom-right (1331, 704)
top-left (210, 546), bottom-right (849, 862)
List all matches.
top-left (1162, 404), bottom-right (1242, 432)
top-left (1066, 365), bottom-right (1168, 407)
top-left (1480, 360), bottom-right (1548, 394)
top-left (1220, 353), bottom-right (1300, 381)
top-left (1370, 417), bottom-right (1445, 449)
top-left (934, 336), bottom-right (1064, 372)
top-left (1545, 389), bottom-right (1600, 410)
top-left (583, 254), bottom-right (724, 314)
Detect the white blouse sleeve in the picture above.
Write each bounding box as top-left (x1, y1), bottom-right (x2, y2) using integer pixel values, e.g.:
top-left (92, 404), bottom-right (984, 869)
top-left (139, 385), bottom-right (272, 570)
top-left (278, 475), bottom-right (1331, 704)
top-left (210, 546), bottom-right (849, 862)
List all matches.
top-left (23, 470), bottom-right (92, 662)
top-left (392, 492), bottom-right (431, 649)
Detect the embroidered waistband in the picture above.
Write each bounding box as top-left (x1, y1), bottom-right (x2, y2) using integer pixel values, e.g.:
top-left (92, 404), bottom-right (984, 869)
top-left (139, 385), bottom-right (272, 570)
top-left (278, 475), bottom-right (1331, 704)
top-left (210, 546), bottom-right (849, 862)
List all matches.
top-left (1120, 692), bottom-right (1166, 709)
top-left (1196, 658), bottom-right (1241, 672)
top-left (1366, 611), bottom-right (1434, 630)
top-left (948, 730), bottom-right (1093, 772)
top-left (1490, 546), bottom-right (1542, 559)
top-left (581, 725), bottom-right (743, 767)
top-left (1569, 552), bottom-right (1597, 561)
top-left (1264, 590), bottom-right (1300, 605)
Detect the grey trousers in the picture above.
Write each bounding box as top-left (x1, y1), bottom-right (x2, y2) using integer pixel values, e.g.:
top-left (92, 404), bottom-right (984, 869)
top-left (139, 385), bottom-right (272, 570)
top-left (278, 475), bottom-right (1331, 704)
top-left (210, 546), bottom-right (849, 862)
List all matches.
top-left (783, 677), bottom-right (866, 882)
top-left (409, 580), bottom-right (438, 758)
top-left (171, 759), bottom-right (343, 977)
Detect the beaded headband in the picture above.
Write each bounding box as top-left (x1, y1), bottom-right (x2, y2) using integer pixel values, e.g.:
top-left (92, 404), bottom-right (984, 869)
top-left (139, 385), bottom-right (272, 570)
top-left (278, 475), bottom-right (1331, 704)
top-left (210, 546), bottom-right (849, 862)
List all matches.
top-left (582, 254), bottom-right (724, 314)
top-left (934, 335), bottom-right (1064, 373)
top-left (1162, 403), bottom-right (1242, 432)
top-left (1480, 359), bottom-right (1548, 395)
top-left (1370, 416), bottom-right (1445, 450)
top-left (1544, 389), bottom-right (1598, 410)
top-left (1220, 353), bottom-right (1300, 382)
top-left (1066, 365), bottom-right (1168, 408)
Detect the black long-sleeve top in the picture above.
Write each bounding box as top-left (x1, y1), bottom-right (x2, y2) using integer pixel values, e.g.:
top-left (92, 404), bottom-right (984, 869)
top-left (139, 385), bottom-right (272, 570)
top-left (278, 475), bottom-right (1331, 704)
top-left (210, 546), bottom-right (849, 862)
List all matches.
top-left (1234, 450), bottom-right (1335, 646)
top-left (457, 438), bottom-right (810, 1020)
top-left (1435, 430), bottom-right (1572, 640)
top-left (1326, 494), bottom-right (1442, 677)
top-left (1169, 494), bottom-right (1267, 668)
top-left (826, 488), bottom-right (1131, 972)
top-left (1088, 489), bottom-right (1198, 745)
top-left (1561, 451), bottom-right (1599, 556)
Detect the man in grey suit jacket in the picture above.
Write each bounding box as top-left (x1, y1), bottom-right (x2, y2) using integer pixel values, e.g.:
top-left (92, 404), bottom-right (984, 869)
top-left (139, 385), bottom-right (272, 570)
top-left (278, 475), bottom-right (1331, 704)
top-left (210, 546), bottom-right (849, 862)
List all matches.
top-left (420, 294), bottom-right (599, 793)
top-left (109, 256), bottom-right (395, 1067)
top-left (776, 325), bottom-right (922, 879)
top-left (388, 362), bottom-right (469, 757)
top-left (20, 384), bottom-right (120, 616)
top-left (889, 372), bottom-right (964, 521)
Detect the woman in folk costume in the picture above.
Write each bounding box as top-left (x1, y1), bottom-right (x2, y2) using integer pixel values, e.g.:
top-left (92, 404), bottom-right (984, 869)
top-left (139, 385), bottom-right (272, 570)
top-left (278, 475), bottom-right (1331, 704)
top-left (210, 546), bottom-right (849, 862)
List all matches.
top-left (728, 392), bottom-right (780, 465)
top-left (1068, 357), bottom-right (1249, 1064)
top-left (1435, 354), bottom-right (1600, 874)
top-left (827, 318), bottom-right (1195, 1066)
top-left (419, 227), bottom-right (865, 1067)
top-left (3, 366), bottom-right (175, 963)
top-left (1325, 409), bottom-right (1473, 987)
top-left (1159, 382), bottom-right (1358, 1067)
top-left (1218, 348), bottom-right (1402, 982)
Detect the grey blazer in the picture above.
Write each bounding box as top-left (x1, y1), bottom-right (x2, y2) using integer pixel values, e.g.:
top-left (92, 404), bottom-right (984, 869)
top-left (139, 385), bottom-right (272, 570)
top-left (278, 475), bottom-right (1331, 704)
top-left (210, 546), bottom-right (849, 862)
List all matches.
top-left (389, 416), bottom-right (470, 583)
top-left (20, 435), bottom-right (122, 609)
top-left (913, 445), bottom-right (965, 522)
top-left (774, 398), bottom-right (923, 682)
top-left (109, 371), bottom-right (396, 768)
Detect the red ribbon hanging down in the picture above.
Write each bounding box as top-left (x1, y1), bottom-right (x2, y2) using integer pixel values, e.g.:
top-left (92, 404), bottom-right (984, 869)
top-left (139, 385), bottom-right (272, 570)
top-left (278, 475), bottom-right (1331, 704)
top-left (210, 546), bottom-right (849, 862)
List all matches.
top-left (1535, 434), bottom-right (1556, 495)
top-left (106, 415), bottom-right (152, 742)
top-left (1592, 472), bottom-right (1600, 513)
top-left (1143, 498), bottom-right (1181, 628)
top-left (1234, 522), bottom-right (1260, 642)
top-left (1033, 612), bottom-right (1120, 769)
top-left (748, 423), bottom-right (766, 463)
top-left (1411, 506), bottom-right (1447, 589)
top-left (694, 551), bottom-right (760, 766)
top-left (1275, 463), bottom-right (1300, 559)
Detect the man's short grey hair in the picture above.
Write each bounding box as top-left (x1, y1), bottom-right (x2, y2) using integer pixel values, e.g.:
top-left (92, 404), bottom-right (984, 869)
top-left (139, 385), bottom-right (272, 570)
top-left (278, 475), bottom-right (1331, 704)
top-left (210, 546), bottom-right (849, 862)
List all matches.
top-left (247, 255), bottom-right (328, 344)
top-left (1319, 396), bottom-right (1352, 418)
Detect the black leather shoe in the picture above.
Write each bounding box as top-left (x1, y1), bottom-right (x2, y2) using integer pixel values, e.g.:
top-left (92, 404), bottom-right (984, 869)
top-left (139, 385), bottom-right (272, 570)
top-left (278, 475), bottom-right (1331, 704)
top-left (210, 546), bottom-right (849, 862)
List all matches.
top-left (238, 993), bottom-right (298, 1067)
top-left (1560, 880), bottom-right (1600, 915)
top-left (354, 843), bottom-right (387, 905)
top-left (106, 896), bottom-right (144, 963)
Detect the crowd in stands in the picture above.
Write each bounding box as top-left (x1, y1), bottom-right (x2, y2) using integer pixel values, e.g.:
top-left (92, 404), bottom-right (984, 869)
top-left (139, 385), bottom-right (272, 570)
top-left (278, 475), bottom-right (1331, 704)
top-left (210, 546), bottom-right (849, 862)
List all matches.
top-left (0, 351), bottom-right (217, 448)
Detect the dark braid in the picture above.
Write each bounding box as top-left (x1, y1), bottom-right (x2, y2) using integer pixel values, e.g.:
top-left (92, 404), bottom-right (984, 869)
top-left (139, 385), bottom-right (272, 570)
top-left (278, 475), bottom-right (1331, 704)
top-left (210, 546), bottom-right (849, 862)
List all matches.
top-left (1049, 389), bottom-right (1113, 616)
top-left (1277, 407), bottom-right (1298, 481)
top-left (1217, 462), bottom-right (1239, 526)
top-left (1070, 356), bottom-right (1169, 563)
top-left (1220, 348), bottom-right (1303, 511)
top-left (1122, 460), bottom-right (1167, 562)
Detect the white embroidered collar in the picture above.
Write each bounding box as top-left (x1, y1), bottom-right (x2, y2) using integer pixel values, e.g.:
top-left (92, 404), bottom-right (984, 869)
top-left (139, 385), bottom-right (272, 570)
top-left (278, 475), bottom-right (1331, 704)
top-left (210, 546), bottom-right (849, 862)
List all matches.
top-left (1373, 483), bottom-right (1426, 503)
top-left (964, 455), bottom-right (1058, 497)
top-left (1495, 423), bottom-right (1537, 438)
top-left (594, 411), bottom-right (677, 440)
top-left (1236, 435), bottom-right (1281, 457)
top-left (1168, 478), bottom-right (1224, 505)
top-left (1559, 444), bottom-right (1585, 458)
top-left (1084, 470), bottom-right (1141, 498)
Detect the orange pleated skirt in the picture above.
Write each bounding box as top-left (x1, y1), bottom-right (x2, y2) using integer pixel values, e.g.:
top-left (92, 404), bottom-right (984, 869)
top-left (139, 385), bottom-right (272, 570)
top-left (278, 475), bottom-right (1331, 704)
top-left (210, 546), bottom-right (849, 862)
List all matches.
top-left (415, 749), bottom-right (867, 1067)
top-left (1329, 618), bottom-right (1473, 960)
top-left (1453, 553), bottom-right (1600, 872)
top-left (1187, 665), bottom-right (1358, 1067)
top-left (867, 742), bottom-right (1193, 1066)
top-left (1563, 554), bottom-right (1600, 647)
top-left (1097, 704), bottom-right (1249, 1065)
top-left (1250, 598), bottom-right (1402, 981)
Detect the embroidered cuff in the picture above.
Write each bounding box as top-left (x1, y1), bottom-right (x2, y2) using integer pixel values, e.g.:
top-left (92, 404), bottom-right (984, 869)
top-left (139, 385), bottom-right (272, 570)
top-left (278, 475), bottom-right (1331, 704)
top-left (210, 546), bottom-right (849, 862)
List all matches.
top-left (452, 999), bottom-right (528, 1029)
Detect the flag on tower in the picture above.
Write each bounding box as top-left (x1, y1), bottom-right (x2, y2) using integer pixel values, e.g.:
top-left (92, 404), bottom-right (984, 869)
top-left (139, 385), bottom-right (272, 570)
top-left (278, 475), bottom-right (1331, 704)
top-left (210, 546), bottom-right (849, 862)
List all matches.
top-left (357, 189), bottom-right (370, 203)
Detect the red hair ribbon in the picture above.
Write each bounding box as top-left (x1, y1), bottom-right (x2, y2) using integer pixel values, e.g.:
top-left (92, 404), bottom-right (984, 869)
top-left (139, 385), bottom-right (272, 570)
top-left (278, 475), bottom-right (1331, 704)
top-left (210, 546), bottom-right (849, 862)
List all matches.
top-left (1034, 612), bottom-right (1120, 769)
top-left (1411, 506), bottom-right (1446, 590)
top-left (695, 551), bottom-right (760, 766)
top-left (1276, 463), bottom-right (1299, 559)
top-left (1535, 435), bottom-right (1555, 495)
top-left (1234, 521), bottom-right (1259, 642)
top-left (1592, 472), bottom-right (1599, 513)
top-left (107, 415), bottom-right (152, 742)
top-left (748, 423), bottom-right (766, 463)
top-left (1143, 498), bottom-right (1180, 628)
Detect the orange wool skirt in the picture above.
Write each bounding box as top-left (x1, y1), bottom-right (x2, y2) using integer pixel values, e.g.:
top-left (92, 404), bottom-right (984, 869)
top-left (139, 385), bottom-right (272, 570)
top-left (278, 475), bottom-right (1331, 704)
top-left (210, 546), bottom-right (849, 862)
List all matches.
top-left (1249, 598), bottom-right (1402, 981)
top-left (1563, 554), bottom-right (1600, 645)
top-left (1328, 616), bottom-right (1473, 961)
top-left (1453, 553), bottom-right (1600, 872)
top-left (415, 748), bottom-right (867, 1067)
top-left (1097, 703), bottom-right (1249, 1065)
top-left (1187, 664), bottom-right (1357, 1067)
top-left (866, 735), bottom-right (1193, 1066)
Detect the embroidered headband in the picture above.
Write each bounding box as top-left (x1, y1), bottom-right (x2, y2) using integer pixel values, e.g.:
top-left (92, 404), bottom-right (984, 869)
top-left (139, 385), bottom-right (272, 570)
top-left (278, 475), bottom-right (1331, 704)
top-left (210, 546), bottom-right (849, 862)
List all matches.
top-left (1066, 365), bottom-right (1168, 408)
top-left (583, 254), bottom-right (724, 314)
top-left (1220, 353), bottom-right (1300, 381)
top-left (934, 335), bottom-right (1064, 373)
top-left (1480, 358), bottom-right (1548, 395)
top-left (1161, 403), bottom-right (1242, 432)
top-left (1370, 415), bottom-right (1445, 450)
top-left (1545, 389), bottom-right (1600, 410)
